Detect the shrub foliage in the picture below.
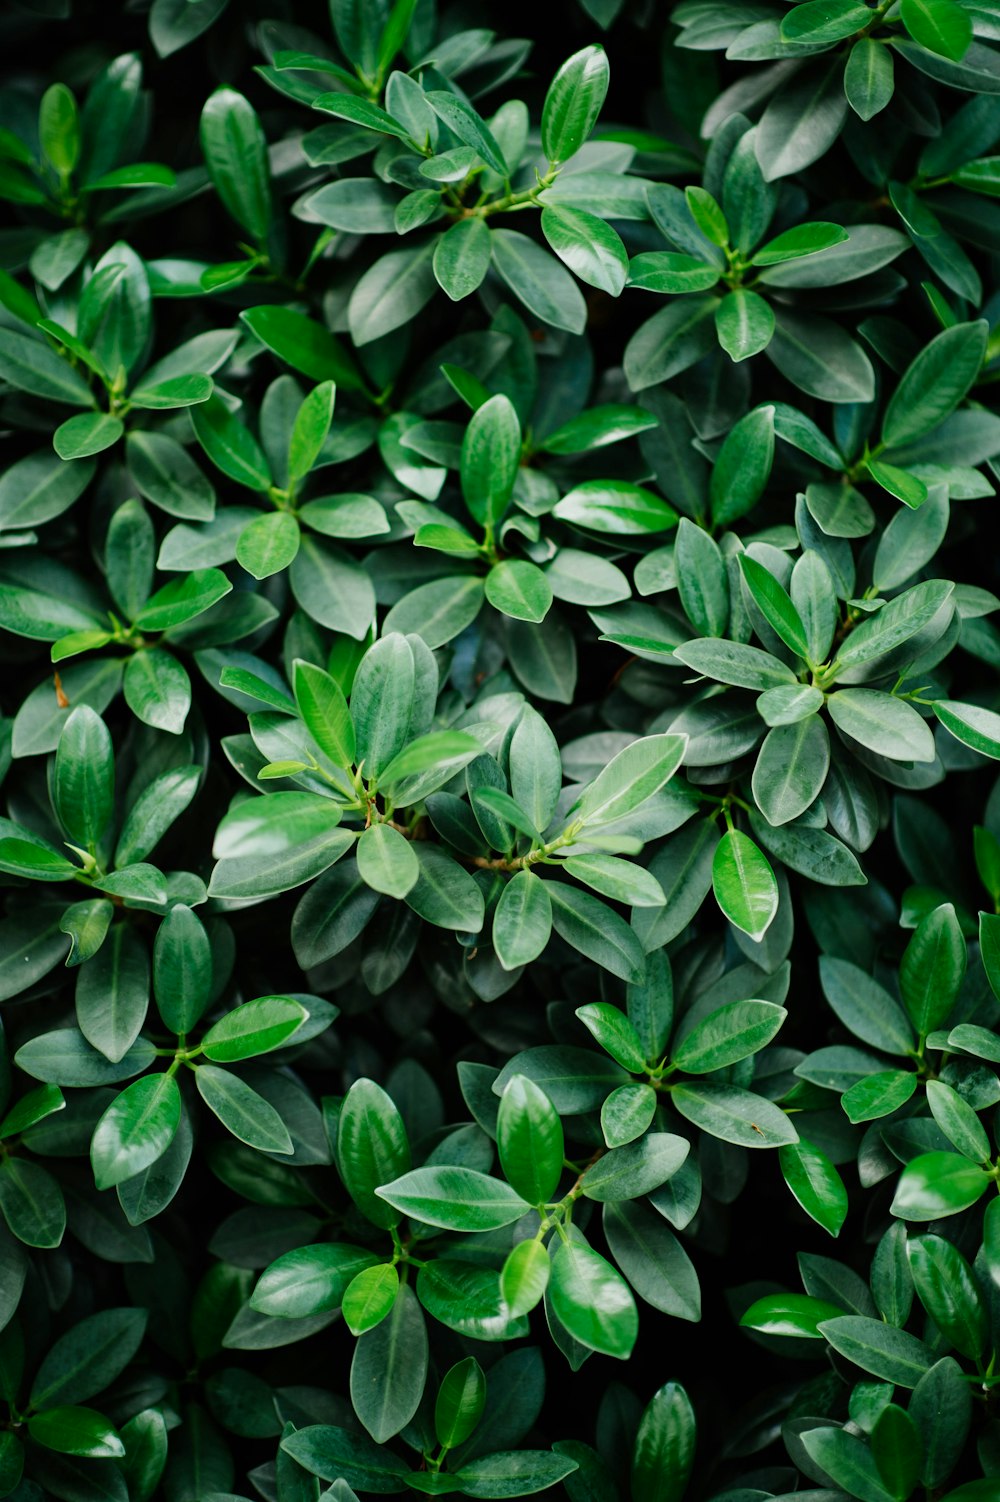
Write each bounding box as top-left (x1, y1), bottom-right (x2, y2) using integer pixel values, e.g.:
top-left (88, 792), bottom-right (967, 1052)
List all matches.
top-left (1, 0), bottom-right (1000, 1499)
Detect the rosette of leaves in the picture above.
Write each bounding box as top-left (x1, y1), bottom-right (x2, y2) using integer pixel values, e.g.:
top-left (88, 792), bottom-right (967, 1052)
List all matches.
top-left (674, 0), bottom-right (996, 154)
top-left (206, 632), bottom-right (690, 986)
top-left (0, 501), bottom-right (272, 738)
top-left (279, 1372), bottom-right (695, 1502)
top-left (0, 1304), bottom-right (151, 1495)
top-left (613, 487), bottom-right (1000, 942)
top-left (0, 52), bottom-right (180, 280)
top-left (249, 1047), bottom-right (716, 1409)
top-left (246, 13), bottom-right (651, 340)
top-left (739, 1207), bottom-right (1000, 1502)
top-left (0, 241), bottom-right (229, 553)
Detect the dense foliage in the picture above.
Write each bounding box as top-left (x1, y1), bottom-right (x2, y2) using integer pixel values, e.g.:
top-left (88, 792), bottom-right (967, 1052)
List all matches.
top-left (2, 0), bottom-right (1000, 1499)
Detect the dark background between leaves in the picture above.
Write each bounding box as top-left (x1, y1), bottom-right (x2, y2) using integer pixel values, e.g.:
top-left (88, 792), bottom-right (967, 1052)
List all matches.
top-left (3, 0), bottom-right (1000, 1496)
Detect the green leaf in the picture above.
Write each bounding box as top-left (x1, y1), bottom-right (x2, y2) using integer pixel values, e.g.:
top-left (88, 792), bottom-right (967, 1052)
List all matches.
top-left (756, 64), bottom-right (849, 182)
top-left (501, 1239), bottom-right (551, 1318)
top-left (782, 0), bottom-right (876, 42)
top-left (497, 1073), bottom-right (564, 1205)
top-left (581, 1133), bottom-right (688, 1202)
top-left (433, 218), bottom-right (491, 301)
top-left (627, 253), bottom-right (720, 294)
top-left (817, 1315), bottom-right (935, 1387)
top-left (934, 700), bottom-right (1000, 759)
top-left (288, 381), bottom-right (336, 484)
top-left (714, 289), bottom-right (774, 363)
top-left (778, 1139), bottom-right (849, 1237)
top-left (827, 690), bottom-right (935, 763)
top-left (712, 829), bottom-right (778, 941)
top-left (576, 1003), bottom-right (647, 1072)
top-left (28, 1407), bottom-right (124, 1460)
top-left (0, 329), bottom-right (93, 406)
top-left (127, 431), bottom-right (215, 521)
top-left (554, 481), bottom-right (678, 535)
top-left (196, 1065), bottom-right (293, 1153)
top-left (241, 306), bottom-right (362, 388)
top-left (236, 512), bottom-right (301, 580)
top-left (54, 705), bottom-right (114, 851)
top-left (293, 659), bottom-right (356, 768)
top-left (630, 1382), bottom-right (695, 1502)
top-left (675, 519), bottom-right (727, 637)
top-left (900, 0), bottom-right (972, 59)
top-left (200, 88), bottom-right (272, 243)
top-left (0, 1084), bottom-right (64, 1139)
top-left (424, 93), bottom-right (508, 176)
top-left (674, 638), bottom-right (796, 690)
top-left (800, 1428), bottom-right (895, 1502)
top-left (673, 1000), bottom-right (786, 1074)
top-left (872, 1405), bottom-right (921, 1502)
top-left (30, 1307), bottom-right (147, 1408)
top-left (540, 405), bottom-right (656, 456)
top-left (842, 1069), bottom-right (918, 1123)
top-left (540, 206), bottom-right (628, 297)
top-left (350, 1283), bottom-right (427, 1442)
top-left (900, 903), bottom-right (965, 1036)
top-left (129, 373), bottom-right (213, 410)
top-left (123, 650), bottom-right (191, 735)
top-left (338, 1078), bottom-right (411, 1230)
top-left (461, 394), bottom-right (521, 529)
top-left (435, 1358), bottom-right (486, 1451)
top-left (709, 405), bottom-right (775, 527)
top-left (541, 45), bottom-right (609, 166)
top-left (53, 412), bottom-right (123, 460)
top-left (573, 733), bottom-right (686, 829)
top-left (493, 871), bottom-right (552, 971)
top-left (281, 1425), bottom-right (410, 1491)
top-left (547, 883), bottom-right (647, 983)
top-left (351, 633), bottom-right (413, 777)
top-left (209, 792), bottom-right (352, 899)
top-left (76, 923), bottom-right (148, 1063)
top-left (405, 844), bottom-right (485, 933)
top-left (191, 395), bottom-right (271, 491)
top-left (753, 718), bottom-right (830, 826)
top-left (0, 1155), bottom-right (64, 1247)
top-left (491, 231), bottom-right (587, 336)
top-left (768, 309), bottom-right (874, 403)
top-left (819, 956), bottom-right (914, 1055)
top-left (343, 1262), bottom-right (400, 1335)
top-left (90, 1072), bottom-right (182, 1189)
top-left (202, 995), bottom-right (308, 1062)
top-left (357, 824), bottom-right (419, 899)
top-left (907, 1234), bottom-right (987, 1359)
top-left (835, 580), bottom-right (954, 669)
top-left (845, 37), bottom-right (895, 119)
top-left (549, 1238), bottom-right (637, 1359)
top-left (39, 83), bottom-right (80, 173)
top-left (685, 187), bottom-right (728, 248)
top-left (349, 242), bottom-right (438, 346)
top-left (891, 1151), bottom-right (991, 1220)
top-left (882, 322), bottom-right (987, 449)
top-left (739, 555), bottom-right (809, 658)
top-left (381, 730), bottom-right (483, 801)
top-left (752, 222), bottom-right (849, 266)
top-left (376, 1166), bottom-right (530, 1231)
top-left (252, 1244), bottom-right (379, 1318)
top-left (925, 1079), bottom-right (991, 1162)
top-left (740, 1292), bottom-right (846, 1338)
top-left (454, 1451), bottom-right (579, 1499)
top-left (601, 1083), bottom-right (658, 1148)
top-left (671, 1083), bottom-right (797, 1148)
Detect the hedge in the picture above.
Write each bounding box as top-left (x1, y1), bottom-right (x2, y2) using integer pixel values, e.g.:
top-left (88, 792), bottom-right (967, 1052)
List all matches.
top-left (1, 1), bottom-right (1000, 1500)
